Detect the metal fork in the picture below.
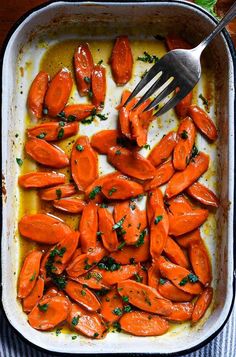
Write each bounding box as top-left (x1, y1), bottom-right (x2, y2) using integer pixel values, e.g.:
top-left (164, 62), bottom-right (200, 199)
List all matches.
top-left (124, 2), bottom-right (236, 116)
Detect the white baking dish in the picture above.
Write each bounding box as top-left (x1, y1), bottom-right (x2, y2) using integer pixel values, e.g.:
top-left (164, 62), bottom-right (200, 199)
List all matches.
top-left (1, 1), bottom-right (235, 355)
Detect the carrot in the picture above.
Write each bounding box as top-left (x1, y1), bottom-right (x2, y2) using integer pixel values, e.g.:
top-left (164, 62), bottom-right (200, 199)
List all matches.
top-left (101, 264), bottom-right (140, 286)
top-left (43, 287), bottom-right (63, 299)
top-left (40, 249), bottom-right (53, 281)
top-left (189, 241), bottom-right (212, 286)
top-left (102, 174), bottom-right (144, 200)
top-left (163, 236), bottom-right (189, 268)
top-left (76, 269), bottom-right (109, 290)
top-left (117, 90), bottom-right (136, 111)
top-left (146, 188), bottom-right (164, 225)
top-left (67, 303), bottom-right (106, 338)
top-left (173, 117), bottom-right (196, 171)
top-left (148, 261), bottom-right (160, 290)
top-left (166, 195), bottom-right (193, 216)
top-left (158, 256), bottom-right (202, 295)
top-left (19, 213), bottom-right (72, 244)
top-left (186, 182), bottom-right (219, 207)
top-left (144, 160), bottom-right (175, 191)
top-left (168, 209), bottom-right (208, 236)
top-left (79, 202), bottom-right (98, 253)
top-left (192, 287), bottom-right (213, 323)
top-left (27, 71), bottom-right (49, 119)
top-left (71, 136), bottom-right (98, 191)
top-left (18, 171), bottom-right (65, 189)
top-left (135, 266), bottom-right (148, 285)
top-left (100, 288), bottom-right (124, 323)
top-left (165, 35), bottom-right (192, 51)
top-left (148, 131), bottom-right (177, 167)
top-left (18, 250), bottom-right (42, 298)
top-left (25, 138), bottom-right (69, 168)
top-left (175, 229), bottom-right (201, 248)
top-left (110, 36), bottom-right (133, 85)
top-left (98, 207), bottom-right (119, 252)
top-left (39, 183), bottom-right (76, 201)
top-left (91, 130), bottom-right (120, 154)
top-left (167, 302), bottom-right (193, 322)
top-left (44, 68), bottom-right (73, 117)
top-left (107, 146), bottom-right (156, 180)
top-left (175, 91), bottom-right (193, 118)
top-left (64, 280), bottom-right (101, 311)
top-left (85, 171), bottom-right (120, 203)
top-left (118, 280), bottom-right (173, 315)
top-left (165, 152), bottom-right (209, 198)
top-left (119, 107), bottom-right (132, 139)
top-left (91, 64), bottom-right (106, 110)
top-left (74, 43), bottom-right (94, 97)
top-left (53, 197), bottom-right (86, 214)
top-left (129, 100), bottom-right (153, 147)
top-left (27, 121), bottom-right (79, 142)
top-left (23, 277), bottom-right (44, 313)
top-left (120, 311), bottom-right (169, 336)
top-left (158, 280), bottom-right (193, 302)
top-left (28, 295), bottom-right (70, 330)
top-left (64, 104), bottom-right (95, 120)
top-left (188, 105), bottom-right (218, 141)
top-left (54, 231), bottom-right (80, 268)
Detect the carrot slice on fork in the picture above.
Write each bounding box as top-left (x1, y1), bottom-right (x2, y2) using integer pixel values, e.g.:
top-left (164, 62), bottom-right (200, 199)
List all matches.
top-left (27, 71), bottom-right (49, 119)
top-left (175, 91), bottom-right (193, 119)
top-left (18, 172), bottom-right (65, 189)
top-left (110, 36), bottom-right (133, 85)
top-left (18, 250), bottom-right (42, 298)
top-left (74, 43), bottom-right (94, 97)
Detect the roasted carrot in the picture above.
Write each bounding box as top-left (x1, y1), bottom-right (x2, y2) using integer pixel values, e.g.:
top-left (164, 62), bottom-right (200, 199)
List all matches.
top-left (188, 105), bottom-right (218, 141)
top-left (110, 36), bottom-right (133, 85)
top-left (64, 104), bottom-right (95, 120)
top-left (100, 288), bottom-right (124, 323)
top-left (23, 277), bottom-right (44, 313)
top-left (74, 43), bottom-right (94, 97)
top-left (79, 202), bottom-right (98, 253)
top-left (144, 160), bottom-right (175, 191)
top-left (18, 250), bottom-right (42, 298)
top-left (163, 236), bottom-right (189, 268)
top-left (27, 121), bottom-right (79, 141)
top-left (175, 91), bottom-right (193, 118)
top-left (91, 64), bottom-right (106, 110)
top-left (120, 311), bottom-right (169, 336)
top-left (91, 130), bottom-right (120, 154)
top-left (158, 280), bottom-right (193, 302)
top-left (107, 146), bottom-right (156, 180)
top-left (64, 280), bottom-right (101, 311)
top-left (118, 280), bottom-right (173, 316)
top-left (76, 269), bottom-right (109, 290)
top-left (102, 174), bottom-right (144, 200)
top-left (101, 264), bottom-right (140, 286)
top-left (189, 241), bottom-right (212, 286)
top-left (25, 138), bottom-right (69, 168)
top-left (27, 71), bottom-right (49, 119)
top-left (98, 207), bottom-right (119, 252)
top-left (167, 302), bottom-right (193, 322)
top-left (148, 131), bottom-right (177, 167)
top-left (85, 171), bottom-right (120, 203)
top-left (135, 266), bottom-right (148, 285)
top-left (43, 287), bottom-right (61, 299)
top-left (44, 68), bottom-right (73, 117)
top-left (39, 183), bottom-right (76, 201)
top-left (192, 287), bottom-right (213, 323)
top-left (18, 171), bottom-right (65, 189)
top-left (119, 107), bottom-right (132, 139)
top-left (146, 188), bottom-right (164, 225)
top-left (148, 261), bottom-right (160, 290)
top-left (28, 296), bottom-right (70, 330)
top-left (129, 99), bottom-right (153, 147)
top-left (168, 209), bottom-right (208, 236)
top-left (40, 248), bottom-right (54, 281)
top-left (165, 152), bottom-right (209, 198)
top-left (53, 197), bottom-right (86, 214)
top-left (175, 229), bottom-right (201, 248)
top-left (19, 214), bottom-right (72, 244)
top-left (173, 117), bottom-right (196, 171)
top-left (165, 35), bottom-right (192, 51)
top-left (166, 195), bottom-right (193, 216)
top-left (186, 182), bottom-right (219, 207)
top-left (71, 136), bottom-right (98, 191)
top-left (53, 231), bottom-right (80, 268)
top-left (117, 90), bottom-right (136, 111)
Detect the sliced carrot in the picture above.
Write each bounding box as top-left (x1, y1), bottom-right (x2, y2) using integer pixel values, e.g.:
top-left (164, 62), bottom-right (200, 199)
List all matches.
top-left (28, 295), bottom-right (70, 330)
top-left (175, 91), bottom-right (193, 118)
top-left (148, 131), bottom-right (177, 167)
top-left (85, 171), bottom-right (120, 203)
top-left (64, 104), bottom-right (95, 120)
top-left (40, 248), bottom-right (53, 281)
top-left (165, 152), bottom-right (209, 198)
top-left (43, 287), bottom-right (61, 299)
top-left (98, 207), bottom-right (119, 252)
top-left (165, 35), bottom-right (192, 51)
top-left (186, 182), bottom-right (219, 207)
top-left (25, 138), bottom-right (69, 168)
top-left (74, 43), bottom-right (94, 97)
top-left (79, 202), bottom-right (98, 253)
top-left (188, 105), bottom-right (218, 141)
top-left (91, 64), bottom-right (106, 110)
top-left (118, 280), bottom-right (173, 315)
top-left (144, 160), bottom-right (175, 191)
top-left (189, 241), bottom-right (212, 286)
top-left (158, 256), bottom-right (202, 295)
top-left (118, 90), bottom-right (136, 111)
top-left (168, 209), bottom-right (208, 236)
top-left (163, 236), bottom-right (189, 268)
top-left (148, 261), bottom-right (160, 290)
top-left (27, 121), bottom-right (79, 141)
top-left (146, 188), bottom-right (164, 225)
top-left (173, 117), bottom-right (196, 171)
top-left (175, 229), bottom-right (201, 248)
top-left (71, 136), bottom-right (98, 191)
top-left (192, 287), bottom-right (213, 323)
top-left (107, 146), bottom-right (156, 180)
top-left (166, 195), bottom-right (193, 216)
top-left (53, 197), bottom-right (86, 214)
top-left (67, 303), bottom-right (106, 338)
top-left (76, 269), bottom-right (109, 290)
top-left (119, 107), bottom-right (132, 139)
top-left (102, 174), bottom-right (144, 200)
top-left (102, 264), bottom-right (140, 286)
top-left (64, 280), bottom-right (101, 311)
top-left (110, 36), bottom-right (133, 85)
top-left (129, 100), bottom-right (153, 147)
top-left (27, 71), bottom-right (49, 119)
top-left (39, 183), bottom-right (76, 201)
top-left (158, 280), bottom-right (193, 302)
top-left (18, 171), bottom-right (65, 189)
top-left (100, 288), bottom-right (124, 323)
top-left (23, 277), bottom-right (44, 313)
top-left (18, 250), bottom-right (42, 298)
top-left (135, 266), bottom-right (148, 285)
top-left (167, 302), bottom-right (193, 322)
top-left (54, 231), bottom-right (80, 268)
top-left (44, 68), bottom-right (73, 117)
top-left (19, 213), bottom-right (72, 244)
top-left (120, 311), bottom-right (169, 336)
top-left (91, 130), bottom-right (120, 154)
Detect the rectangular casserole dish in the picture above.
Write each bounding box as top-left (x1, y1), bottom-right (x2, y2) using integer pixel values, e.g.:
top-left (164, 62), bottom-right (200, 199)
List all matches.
top-left (1, 1), bottom-right (235, 355)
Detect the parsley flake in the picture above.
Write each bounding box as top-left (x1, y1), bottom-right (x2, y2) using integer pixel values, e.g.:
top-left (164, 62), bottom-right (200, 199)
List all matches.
top-left (57, 128), bottom-right (64, 139)
top-left (76, 144), bottom-right (84, 152)
top-left (72, 316), bottom-right (79, 326)
top-left (38, 303), bottom-right (48, 312)
top-left (36, 132), bottom-right (47, 139)
top-left (16, 158), bottom-right (23, 166)
top-left (108, 187), bottom-right (117, 196)
top-left (154, 215), bottom-right (163, 225)
top-left (137, 51), bottom-right (159, 64)
top-left (89, 186), bottom-right (102, 199)
top-left (181, 130), bottom-right (188, 140)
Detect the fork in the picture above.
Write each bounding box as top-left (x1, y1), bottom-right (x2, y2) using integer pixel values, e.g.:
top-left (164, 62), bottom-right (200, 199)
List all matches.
top-left (124, 2), bottom-right (236, 116)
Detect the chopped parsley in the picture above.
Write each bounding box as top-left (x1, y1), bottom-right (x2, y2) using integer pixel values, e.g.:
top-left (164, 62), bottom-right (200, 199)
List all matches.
top-left (57, 111), bottom-right (66, 120)
top-left (89, 185), bottom-right (102, 199)
top-left (134, 273), bottom-right (143, 283)
top-left (38, 303), bottom-right (48, 312)
top-left (100, 203), bottom-right (108, 208)
top-left (57, 128), bottom-right (64, 139)
top-left (76, 144), bottom-right (84, 152)
top-left (112, 216), bottom-right (126, 231)
top-left (98, 256), bottom-right (120, 272)
top-left (67, 115), bottom-right (76, 122)
top-left (113, 307), bottom-right (123, 316)
top-left (108, 187), bottom-right (117, 196)
top-left (97, 60), bottom-right (103, 65)
top-left (115, 150), bottom-right (121, 155)
top-left (122, 296), bottom-right (129, 303)
top-left (199, 93), bottom-right (209, 111)
top-left (187, 145), bottom-right (199, 164)
top-left (43, 108), bottom-right (48, 115)
top-left (29, 272), bottom-right (36, 282)
top-left (72, 336), bottom-right (77, 340)
top-left (36, 132), bottom-right (47, 139)
top-left (180, 130), bottom-right (188, 140)
top-left (72, 316), bottom-right (79, 326)
top-left (135, 229), bottom-right (146, 247)
top-left (159, 278), bottom-right (167, 285)
top-left (137, 51), bottom-right (159, 64)
top-left (56, 189), bottom-right (62, 200)
top-left (123, 305), bottom-right (132, 313)
top-left (45, 247), bottom-right (67, 289)
top-left (154, 215), bottom-right (163, 225)
top-left (143, 144), bottom-right (151, 150)
top-left (129, 258), bottom-right (136, 265)
top-left (179, 273), bottom-right (199, 286)
top-left (16, 158), bottom-right (23, 166)
top-left (81, 290), bottom-right (86, 296)
top-left (59, 121), bottom-right (65, 127)
top-left (92, 271), bottom-right (103, 282)
top-left (118, 241), bottom-right (126, 250)
top-left (96, 113), bottom-right (108, 121)
top-left (55, 328), bottom-right (62, 336)
top-left (84, 76), bottom-right (91, 83)
top-left (113, 321), bottom-right (121, 332)
top-left (93, 332), bottom-right (99, 338)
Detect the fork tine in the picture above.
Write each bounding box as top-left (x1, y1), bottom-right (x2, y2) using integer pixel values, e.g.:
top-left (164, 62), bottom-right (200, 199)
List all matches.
top-left (153, 87), bottom-right (191, 117)
top-left (144, 79), bottom-right (179, 112)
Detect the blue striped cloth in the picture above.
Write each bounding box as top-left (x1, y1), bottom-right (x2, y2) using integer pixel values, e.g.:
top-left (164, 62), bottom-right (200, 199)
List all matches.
top-left (1, 304), bottom-right (235, 356)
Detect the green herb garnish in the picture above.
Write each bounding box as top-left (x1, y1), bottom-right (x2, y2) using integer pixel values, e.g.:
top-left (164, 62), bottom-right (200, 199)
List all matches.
top-left (113, 307), bottom-right (123, 316)
top-left (36, 132), bottom-right (47, 139)
top-left (181, 130), bottom-right (188, 140)
top-left (135, 229), bottom-right (146, 247)
top-left (137, 51), bottom-right (159, 64)
top-left (122, 296), bottom-right (129, 303)
top-left (118, 241), bottom-right (126, 250)
top-left (16, 158), bottom-right (23, 166)
top-left (38, 303), bottom-right (48, 312)
top-left (154, 215), bottom-right (163, 225)
top-left (108, 187), bottom-right (117, 196)
top-left (159, 278), bottom-right (167, 285)
top-left (76, 144), bottom-right (84, 152)
top-left (112, 216), bottom-right (126, 231)
top-left (84, 76), bottom-right (91, 83)
top-left (29, 272), bottom-right (36, 282)
top-left (56, 189), bottom-right (62, 200)
top-left (72, 316), bottom-right (79, 326)
top-left (57, 128), bottom-right (64, 139)
top-left (89, 185), bottom-right (102, 199)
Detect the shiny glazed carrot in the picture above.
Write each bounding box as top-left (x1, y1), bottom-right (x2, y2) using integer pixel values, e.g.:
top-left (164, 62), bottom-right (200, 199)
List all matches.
top-left (107, 146), bottom-right (156, 180)
top-left (25, 138), bottom-right (69, 168)
top-left (64, 104), bottom-right (95, 120)
top-left (146, 188), bottom-right (164, 225)
top-left (165, 152), bottom-right (209, 198)
top-left (110, 36), bottom-right (133, 85)
top-left (158, 280), bottom-right (193, 302)
top-left (53, 197), bottom-right (86, 214)
top-left (18, 250), bottom-right (42, 298)
top-left (165, 35), bottom-right (192, 51)
top-left (98, 207), bottom-right (119, 252)
top-left (148, 131), bottom-right (177, 167)
top-left (18, 172), bottom-right (65, 189)
top-left (148, 261), bottom-right (160, 290)
top-left (101, 264), bottom-right (140, 286)
top-left (54, 231), bottom-right (80, 267)
top-left (167, 302), bottom-right (193, 322)
top-left (120, 311), bottom-right (169, 336)
top-left (119, 107), bottom-right (132, 139)
top-left (91, 130), bottom-right (120, 154)
top-left (27, 71), bottom-right (49, 119)
top-left (144, 160), bottom-right (175, 191)
top-left (175, 229), bottom-right (201, 248)
top-left (168, 209), bottom-right (208, 236)
top-left (27, 121), bottom-right (79, 141)
top-left (163, 236), bottom-right (189, 268)
top-left (71, 136), bottom-right (98, 191)
top-left (64, 280), bottom-right (101, 311)
top-left (100, 288), bottom-right (124, 323)
top-left (39, 183), bottom-right (76, 201)
top-left (74, 43), bottom-right (94, 96)
top-left (135, 266), bottom-right (148, 285)
top-left (192, 287), bottom-right (213, 323)
top-left (44, 68), bottom-right (73, 117)
top-left (91, 64), bottom-right (106, 109)
top-left (188, 105), bottom-right (218, 141)
top-left (189, 241), bottom-right (212, 286)
top-left (175, 91), bottom-right (193, 118)
top-left (76, 269), bottom-right (109, 290)
top-left (79, 202), bottom-right (98, 253)
top-left (102, 174), bottom-right (144, 200)
top-left (85, 171), bottom-right (120, 203)
top-left (166, 195), bottom-right (193, 216)
top-left (186, 182), bottom-right (219, 207)
top-left (23, 277), bottom-right (44, 313)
